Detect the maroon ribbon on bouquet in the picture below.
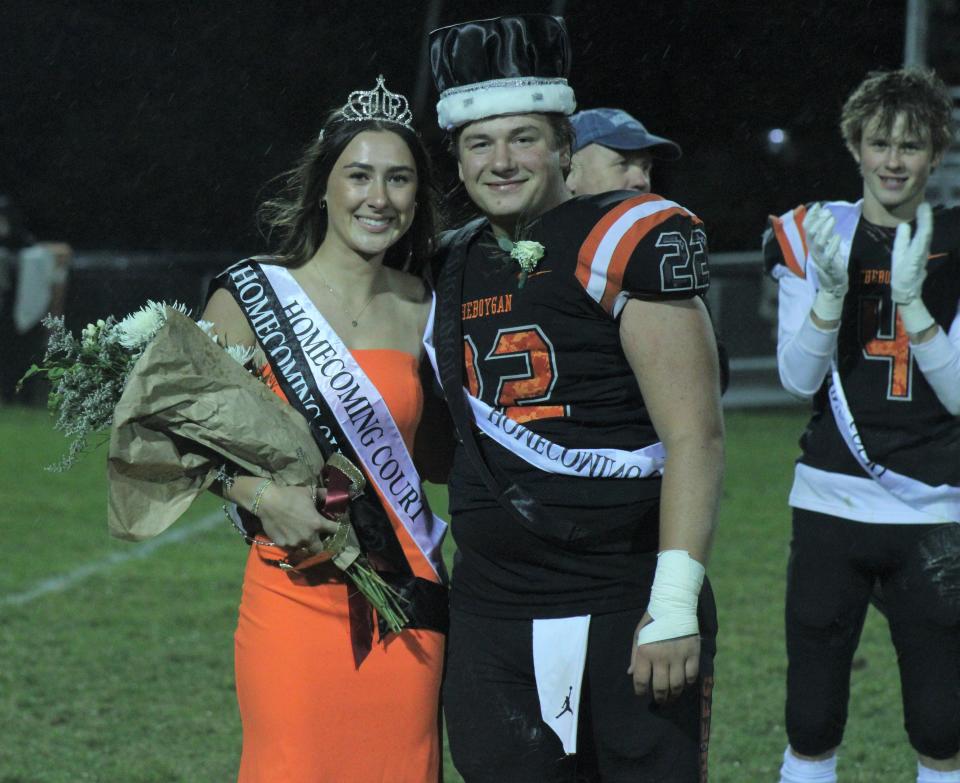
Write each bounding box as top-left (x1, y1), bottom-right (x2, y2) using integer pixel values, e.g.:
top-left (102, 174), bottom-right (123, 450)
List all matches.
top-left (318, 462), bottom-right (353, 520)
top-left (318, 461), bottom-right (374, 666)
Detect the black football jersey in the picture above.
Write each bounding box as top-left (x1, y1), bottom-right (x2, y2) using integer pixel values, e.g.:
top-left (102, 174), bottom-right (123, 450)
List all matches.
top-left (443, 191), bottom-right (711, 617)
top-left (459, 191), bottom-right (708, 452)
top-left (765, 206), bottom-right (960, 486)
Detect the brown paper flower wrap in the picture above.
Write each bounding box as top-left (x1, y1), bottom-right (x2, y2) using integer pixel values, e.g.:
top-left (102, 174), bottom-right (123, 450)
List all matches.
top-left (107, 308), bottom-right (408, 631)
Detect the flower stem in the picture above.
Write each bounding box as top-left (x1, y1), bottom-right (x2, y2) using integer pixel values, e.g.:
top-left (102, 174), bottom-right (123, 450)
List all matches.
top-left (346, 560), bottom-right (409, 634)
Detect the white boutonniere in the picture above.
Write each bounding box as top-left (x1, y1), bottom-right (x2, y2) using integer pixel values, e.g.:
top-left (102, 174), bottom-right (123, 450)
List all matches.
top-left (497, 237), bottom-right (545, 289)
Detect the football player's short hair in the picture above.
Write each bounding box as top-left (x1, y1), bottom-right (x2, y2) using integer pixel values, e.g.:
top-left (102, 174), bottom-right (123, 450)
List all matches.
top-left (840, 68), bottom-right (954, 157)
top-left (544, 113), bottom-right (576, 160)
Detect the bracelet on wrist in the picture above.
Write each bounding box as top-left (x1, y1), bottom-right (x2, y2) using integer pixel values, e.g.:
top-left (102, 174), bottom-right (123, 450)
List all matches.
top-left (250, 478), bottom-right (274, 517)
top-left (215, 464), bottom-right (237, 491)
top-left (222, 504), bottom-right (280, 547)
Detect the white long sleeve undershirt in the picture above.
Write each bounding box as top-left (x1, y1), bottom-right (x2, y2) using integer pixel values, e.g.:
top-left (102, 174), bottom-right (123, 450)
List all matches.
top-left (777, 313), bottom-right (839, 399)
top-left (910, 310), bottom-right (960, 415)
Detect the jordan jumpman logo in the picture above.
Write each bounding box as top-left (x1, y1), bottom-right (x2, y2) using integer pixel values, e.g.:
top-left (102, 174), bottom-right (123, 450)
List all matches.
top-left (555, 686), bottom-right (574, 719)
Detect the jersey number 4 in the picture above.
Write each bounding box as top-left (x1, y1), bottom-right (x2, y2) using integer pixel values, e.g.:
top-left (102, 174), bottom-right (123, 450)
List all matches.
top-left (861, 297), bottom-right (913, 401)
top-left (464, 325), bottom-right (567, 424)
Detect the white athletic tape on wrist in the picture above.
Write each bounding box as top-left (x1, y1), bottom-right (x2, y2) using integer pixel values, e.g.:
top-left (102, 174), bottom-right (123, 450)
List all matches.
top-left (898, 298), bottom-right (936, 335)
top-left (636, 550), bottom-right (704, 646)
top-left (812, 288), bottom-right (845, 323)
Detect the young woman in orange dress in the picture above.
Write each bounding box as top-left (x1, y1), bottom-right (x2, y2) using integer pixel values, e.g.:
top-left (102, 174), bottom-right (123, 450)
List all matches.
top-left (201, 76), bottom-right (449, 783)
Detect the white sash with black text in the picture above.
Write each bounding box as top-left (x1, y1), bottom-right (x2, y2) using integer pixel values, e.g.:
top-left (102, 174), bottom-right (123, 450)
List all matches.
top-left (262, 264), bottom-right (447, 581)
top-left (828, 363), bottom-right (960, 518)
top-left (423, 295), bottom-right (666, 479)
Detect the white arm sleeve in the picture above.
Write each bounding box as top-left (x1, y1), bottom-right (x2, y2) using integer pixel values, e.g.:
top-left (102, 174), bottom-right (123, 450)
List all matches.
top-left (911, 301), bottom-right (960, 415)
top-left (774, 269), bottom-right (838, 398)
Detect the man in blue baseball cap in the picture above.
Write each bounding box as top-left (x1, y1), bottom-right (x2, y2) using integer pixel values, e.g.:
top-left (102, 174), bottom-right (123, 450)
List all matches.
top-left (566, 108), bottom-right (681, 196)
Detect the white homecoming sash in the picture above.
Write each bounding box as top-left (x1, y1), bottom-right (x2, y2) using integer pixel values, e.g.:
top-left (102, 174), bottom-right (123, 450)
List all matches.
top-left (262, 265), bottom-right (447, 581)
top-left (423, 295), bottom-right (666, 479)
top-left (828, 364), bottom-right (960, 517)
top-left (814, 201), bottom-right (960, 518)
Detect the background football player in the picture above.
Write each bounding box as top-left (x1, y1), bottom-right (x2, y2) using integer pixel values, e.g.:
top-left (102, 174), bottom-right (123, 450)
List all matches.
top-left (766, 68), bottom-right (960, 783)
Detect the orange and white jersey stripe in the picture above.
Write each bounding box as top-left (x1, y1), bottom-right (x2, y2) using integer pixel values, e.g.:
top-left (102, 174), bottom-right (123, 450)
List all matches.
top-left (576, 194), bottom-right (704, 318)
top-left (769, 204), bottom-right (809, 279)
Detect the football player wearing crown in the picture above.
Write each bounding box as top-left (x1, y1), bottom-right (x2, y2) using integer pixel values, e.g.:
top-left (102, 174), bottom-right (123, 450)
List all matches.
top-left (765, 69), bottom-right (960, 783)
top-left (424, 15), bottom-right (724, 782)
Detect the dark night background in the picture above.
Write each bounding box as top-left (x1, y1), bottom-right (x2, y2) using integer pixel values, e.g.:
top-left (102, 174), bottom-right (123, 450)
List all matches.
top-left (2, 0), bottom-right (958, 256)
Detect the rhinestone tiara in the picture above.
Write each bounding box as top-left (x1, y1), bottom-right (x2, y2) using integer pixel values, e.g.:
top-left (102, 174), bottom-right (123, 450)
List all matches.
top-left (340, 75), bottom-right (413, 129)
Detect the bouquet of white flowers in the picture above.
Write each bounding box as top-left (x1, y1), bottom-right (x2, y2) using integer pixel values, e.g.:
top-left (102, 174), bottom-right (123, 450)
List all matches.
top-left (21, 303), bottom-right (408, 633)
top-left (19, 301), bottom-right (255, 471)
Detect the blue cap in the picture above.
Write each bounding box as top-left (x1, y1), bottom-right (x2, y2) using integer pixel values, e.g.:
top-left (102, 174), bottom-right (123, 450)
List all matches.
top-left (570, 108), bottom-right (681, 159)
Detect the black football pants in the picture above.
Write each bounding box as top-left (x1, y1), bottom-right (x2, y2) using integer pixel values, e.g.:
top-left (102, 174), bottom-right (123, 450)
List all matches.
top-left (443, 587), bottom-right (717, 783)
top-left (785, 509), bottom-right (960, 759)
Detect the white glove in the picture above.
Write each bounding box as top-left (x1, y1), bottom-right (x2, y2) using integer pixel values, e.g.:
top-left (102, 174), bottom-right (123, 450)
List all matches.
top-left (803, 203), bottom-right (848, 322)
top-left (891, 202), bottom-right (936, 335)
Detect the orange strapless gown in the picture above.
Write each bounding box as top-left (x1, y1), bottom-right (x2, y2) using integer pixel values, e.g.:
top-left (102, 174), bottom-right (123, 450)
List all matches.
top-left (234, 350), bottom-right (444, 783)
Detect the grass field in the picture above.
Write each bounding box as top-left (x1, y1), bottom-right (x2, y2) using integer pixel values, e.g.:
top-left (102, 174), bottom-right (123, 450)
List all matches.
top-left (0, 405), bottom-right (915, 782)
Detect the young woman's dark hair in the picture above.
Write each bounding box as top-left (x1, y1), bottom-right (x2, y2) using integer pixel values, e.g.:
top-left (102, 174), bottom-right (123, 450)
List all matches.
top-left (258, 110), bottom-right (439, 279)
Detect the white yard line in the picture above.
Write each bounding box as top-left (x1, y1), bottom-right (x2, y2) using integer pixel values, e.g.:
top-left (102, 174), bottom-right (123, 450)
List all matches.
top-left (1, 511), bottom-right (223, 607)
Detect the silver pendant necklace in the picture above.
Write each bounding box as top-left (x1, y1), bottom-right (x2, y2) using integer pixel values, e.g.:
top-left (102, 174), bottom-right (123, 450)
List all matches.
top-left (316, 275), bottom-right (378, 327)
